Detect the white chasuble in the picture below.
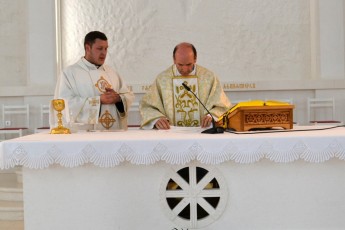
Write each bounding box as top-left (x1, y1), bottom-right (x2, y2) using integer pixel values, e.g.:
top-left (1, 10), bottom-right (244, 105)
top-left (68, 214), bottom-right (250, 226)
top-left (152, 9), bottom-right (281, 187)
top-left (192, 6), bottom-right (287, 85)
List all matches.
top-left (172, 77), bottom-right (201, 127)
top-left (53, 58), bottom-right (134, 131)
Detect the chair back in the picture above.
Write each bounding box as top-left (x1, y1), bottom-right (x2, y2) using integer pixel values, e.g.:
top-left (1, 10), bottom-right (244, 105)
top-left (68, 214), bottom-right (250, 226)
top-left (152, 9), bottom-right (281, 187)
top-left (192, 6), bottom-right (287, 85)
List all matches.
top-left (2, 104), bottom-right (29, 128)
top-left (307, 97), bottom-right (341, 124)
top-left (0, 104), bottom-right (30, 138)
top-left (40, 104), bottom-right (50, 128)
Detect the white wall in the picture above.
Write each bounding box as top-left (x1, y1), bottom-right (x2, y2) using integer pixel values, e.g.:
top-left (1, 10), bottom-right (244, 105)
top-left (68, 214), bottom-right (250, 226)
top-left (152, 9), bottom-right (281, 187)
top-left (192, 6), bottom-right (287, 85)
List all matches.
top-left (0, 0), bottom-right (56, 137)
top-left (61, 0), bottom-right (312, 83)
top-left (1, 0), bottom-right (345, 137)
top-left (319, 0), bottom-right (345, 79)
top-left (0, 0), bottom-right (28, 88)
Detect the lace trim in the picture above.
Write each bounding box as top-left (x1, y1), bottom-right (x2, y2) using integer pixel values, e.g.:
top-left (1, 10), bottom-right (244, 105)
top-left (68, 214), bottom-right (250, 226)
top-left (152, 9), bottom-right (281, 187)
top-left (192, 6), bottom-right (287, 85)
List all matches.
top-left (2, 139), bottom-right (345, 169)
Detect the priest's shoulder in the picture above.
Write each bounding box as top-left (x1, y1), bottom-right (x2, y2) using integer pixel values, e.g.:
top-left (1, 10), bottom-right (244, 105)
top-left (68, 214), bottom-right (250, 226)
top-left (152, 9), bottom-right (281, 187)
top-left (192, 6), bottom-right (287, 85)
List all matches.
top-left (196, 65), bottom-right (217, 78)
top-left (155, 66), bottom-right (174, 80)
top-left (61, 61), bottom-right (83, 75)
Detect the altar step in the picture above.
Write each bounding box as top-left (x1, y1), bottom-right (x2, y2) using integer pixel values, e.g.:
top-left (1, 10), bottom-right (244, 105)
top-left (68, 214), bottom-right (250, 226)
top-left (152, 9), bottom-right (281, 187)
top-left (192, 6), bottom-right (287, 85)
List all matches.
top-left (0, 169), bottom-right (24, 230)
top-left (0, 200), bottom-right (23, 220)
top-left (0, 220), bottom-right (24, 230)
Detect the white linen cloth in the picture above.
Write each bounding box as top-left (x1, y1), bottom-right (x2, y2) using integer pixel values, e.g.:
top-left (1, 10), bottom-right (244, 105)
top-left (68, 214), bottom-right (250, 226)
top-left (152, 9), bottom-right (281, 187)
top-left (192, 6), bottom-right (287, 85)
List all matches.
top-left (1, 126), bottom-right (345, 169)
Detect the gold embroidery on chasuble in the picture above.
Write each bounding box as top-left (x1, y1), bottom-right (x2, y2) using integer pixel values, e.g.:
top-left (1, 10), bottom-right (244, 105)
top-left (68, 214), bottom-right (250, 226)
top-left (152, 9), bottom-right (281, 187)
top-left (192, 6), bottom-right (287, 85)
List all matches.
top-left (172, 77), bottom-right (200, 127)
top-left (99, 110), bottom-right (116, 130)
top-left (89, 98), bottom-right (98, 106)
top-left (88, 98), bottom-right (100, 124)
top-left (94, 76), bottom-right (116, 129)
top-left (95, 76), bottom-right (112, 93)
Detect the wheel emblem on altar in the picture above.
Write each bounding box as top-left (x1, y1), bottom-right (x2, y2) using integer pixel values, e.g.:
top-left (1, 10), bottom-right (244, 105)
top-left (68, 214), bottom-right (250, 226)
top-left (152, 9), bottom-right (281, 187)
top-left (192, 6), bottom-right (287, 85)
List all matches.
top-left (160, 163), bottom-right (228, 229)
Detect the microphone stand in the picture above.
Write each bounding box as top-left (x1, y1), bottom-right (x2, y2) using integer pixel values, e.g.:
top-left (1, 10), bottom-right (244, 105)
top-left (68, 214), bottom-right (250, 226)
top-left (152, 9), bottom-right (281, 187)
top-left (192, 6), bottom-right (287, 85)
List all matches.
top-left (182, 83), bottom-right (224, 134)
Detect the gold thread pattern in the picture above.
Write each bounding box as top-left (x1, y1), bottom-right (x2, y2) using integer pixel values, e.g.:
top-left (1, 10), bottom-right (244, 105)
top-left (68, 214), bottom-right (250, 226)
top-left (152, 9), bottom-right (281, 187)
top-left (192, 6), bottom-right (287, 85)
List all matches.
top-left (99, 110), bottom-right (116, 129)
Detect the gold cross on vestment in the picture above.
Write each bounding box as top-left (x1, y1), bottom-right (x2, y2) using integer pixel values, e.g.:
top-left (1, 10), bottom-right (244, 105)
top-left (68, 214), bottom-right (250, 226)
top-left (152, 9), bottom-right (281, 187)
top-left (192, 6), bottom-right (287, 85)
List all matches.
top-left (99, 110), bottom-right (116, 130)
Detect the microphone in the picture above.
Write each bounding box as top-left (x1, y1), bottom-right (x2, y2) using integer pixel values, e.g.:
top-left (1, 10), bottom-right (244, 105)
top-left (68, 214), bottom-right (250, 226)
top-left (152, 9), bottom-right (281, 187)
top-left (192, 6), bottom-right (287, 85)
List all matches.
top-left (182, 82), bottom-right (224, 134)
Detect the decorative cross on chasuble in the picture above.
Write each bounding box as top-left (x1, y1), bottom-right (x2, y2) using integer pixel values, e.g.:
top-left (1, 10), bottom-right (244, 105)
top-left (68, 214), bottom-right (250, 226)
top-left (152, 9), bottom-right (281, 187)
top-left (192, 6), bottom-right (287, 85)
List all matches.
top-left (173, 77), bottom-right (201, 127)
top-left (99, 110), bottom-right (116, 129)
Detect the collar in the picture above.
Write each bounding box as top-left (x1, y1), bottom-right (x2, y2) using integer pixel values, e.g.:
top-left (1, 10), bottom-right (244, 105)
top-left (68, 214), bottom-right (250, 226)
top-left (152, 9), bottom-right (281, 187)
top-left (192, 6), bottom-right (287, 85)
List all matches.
top-left (81, 57), bottom-right (104, 70)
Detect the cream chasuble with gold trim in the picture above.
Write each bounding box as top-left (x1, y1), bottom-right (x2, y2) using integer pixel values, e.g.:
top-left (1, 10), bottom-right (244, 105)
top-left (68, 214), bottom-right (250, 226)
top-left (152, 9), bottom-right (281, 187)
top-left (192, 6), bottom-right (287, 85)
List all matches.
top-left (54, 58), bottom-right (134, 131)
top-left (140, 64), bottom-right (231, 128)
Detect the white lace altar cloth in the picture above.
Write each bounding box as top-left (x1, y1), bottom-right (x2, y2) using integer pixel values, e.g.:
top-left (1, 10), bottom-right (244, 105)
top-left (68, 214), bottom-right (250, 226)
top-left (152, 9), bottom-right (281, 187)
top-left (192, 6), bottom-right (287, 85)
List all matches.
top-left (1, 126), bottom-right (345, 169)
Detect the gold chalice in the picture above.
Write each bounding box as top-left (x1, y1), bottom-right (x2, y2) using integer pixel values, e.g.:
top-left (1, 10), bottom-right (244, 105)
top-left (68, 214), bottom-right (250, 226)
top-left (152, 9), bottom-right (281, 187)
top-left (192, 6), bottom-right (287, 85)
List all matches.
top-left (50, 99), bottom-right (71, 134)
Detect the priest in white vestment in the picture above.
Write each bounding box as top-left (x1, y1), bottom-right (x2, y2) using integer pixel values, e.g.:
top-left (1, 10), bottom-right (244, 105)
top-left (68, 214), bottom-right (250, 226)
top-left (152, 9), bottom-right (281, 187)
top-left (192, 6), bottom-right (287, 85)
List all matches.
top-left (54, 31), bottom-right (134, 131)
top-left (140, 42), bottom-right (231, 130)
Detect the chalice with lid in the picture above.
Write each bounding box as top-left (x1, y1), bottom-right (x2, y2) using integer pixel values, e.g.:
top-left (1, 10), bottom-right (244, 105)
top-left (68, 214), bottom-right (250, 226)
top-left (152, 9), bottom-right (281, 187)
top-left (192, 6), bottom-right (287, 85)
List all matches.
top-left (50, 99), bottom-right (71, 134)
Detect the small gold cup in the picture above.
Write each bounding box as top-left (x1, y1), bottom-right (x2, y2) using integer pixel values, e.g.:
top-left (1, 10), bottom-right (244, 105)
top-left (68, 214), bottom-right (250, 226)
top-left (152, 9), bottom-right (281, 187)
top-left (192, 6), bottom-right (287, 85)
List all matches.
top-left (50, 99), bottom-right (71, 134)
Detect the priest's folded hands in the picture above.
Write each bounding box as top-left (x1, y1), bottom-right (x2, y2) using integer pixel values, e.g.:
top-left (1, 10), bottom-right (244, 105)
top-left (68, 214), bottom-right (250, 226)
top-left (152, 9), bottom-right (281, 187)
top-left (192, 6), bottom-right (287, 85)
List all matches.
top-left (100, 87), bottom-right (122, 104)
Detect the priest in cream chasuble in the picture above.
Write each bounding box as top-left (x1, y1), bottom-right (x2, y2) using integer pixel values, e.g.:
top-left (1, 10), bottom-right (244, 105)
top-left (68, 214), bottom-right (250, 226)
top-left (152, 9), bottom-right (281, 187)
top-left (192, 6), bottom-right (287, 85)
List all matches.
top-left (140, 64), bottom-right (231, 128)
top-left (141, 42), bottom-right (230, 130)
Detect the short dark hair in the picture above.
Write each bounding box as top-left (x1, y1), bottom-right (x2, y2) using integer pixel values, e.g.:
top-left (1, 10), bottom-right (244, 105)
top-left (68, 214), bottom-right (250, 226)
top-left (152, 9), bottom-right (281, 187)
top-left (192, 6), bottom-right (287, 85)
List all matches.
top-left (84, 31), bottom-right (107, 47)
top-left (173, 43), bottom-right (197, 59)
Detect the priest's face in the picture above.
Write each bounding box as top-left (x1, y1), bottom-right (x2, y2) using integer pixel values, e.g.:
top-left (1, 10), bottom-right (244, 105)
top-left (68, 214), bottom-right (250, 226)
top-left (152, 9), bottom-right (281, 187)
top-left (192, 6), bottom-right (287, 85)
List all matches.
top-left (174, 48), bottom-right (196, 76)
top-left (85, 38), bottom-right (108, 66)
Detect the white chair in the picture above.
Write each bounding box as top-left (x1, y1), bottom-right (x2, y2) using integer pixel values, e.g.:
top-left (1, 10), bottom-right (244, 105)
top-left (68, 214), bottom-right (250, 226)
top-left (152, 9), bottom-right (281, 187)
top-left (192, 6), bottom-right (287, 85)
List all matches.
top-left (307, 98), bottom-right (343, 125)
top-left (35, 104), bottom-right (50, 133)
top-left (0, 104), bottom-right (30, 138)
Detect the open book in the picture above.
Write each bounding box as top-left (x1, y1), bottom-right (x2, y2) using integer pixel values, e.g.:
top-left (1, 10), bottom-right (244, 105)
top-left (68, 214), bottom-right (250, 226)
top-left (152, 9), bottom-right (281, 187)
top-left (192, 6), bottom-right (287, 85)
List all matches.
top-left (228, 100), bottom-right (291, 113)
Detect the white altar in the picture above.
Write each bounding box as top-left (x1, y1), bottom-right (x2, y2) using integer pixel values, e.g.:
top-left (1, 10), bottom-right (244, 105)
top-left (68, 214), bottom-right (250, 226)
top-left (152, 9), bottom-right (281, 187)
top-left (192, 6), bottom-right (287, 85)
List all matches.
top-left (1, 126), bottom-right (345, 230)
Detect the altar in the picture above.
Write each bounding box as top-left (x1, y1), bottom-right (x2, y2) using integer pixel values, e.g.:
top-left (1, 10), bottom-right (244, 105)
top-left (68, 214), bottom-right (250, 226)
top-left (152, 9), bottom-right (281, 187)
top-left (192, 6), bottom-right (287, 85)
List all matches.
top-left (1, 126), bottom-right (345, 230)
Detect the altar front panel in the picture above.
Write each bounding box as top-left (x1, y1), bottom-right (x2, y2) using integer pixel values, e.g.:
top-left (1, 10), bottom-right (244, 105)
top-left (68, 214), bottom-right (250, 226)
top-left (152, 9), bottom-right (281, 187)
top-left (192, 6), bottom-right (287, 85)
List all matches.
top-left (2, 127), bottom-right (345, 229)
top-left (23, 159), bottom-right (345, 230)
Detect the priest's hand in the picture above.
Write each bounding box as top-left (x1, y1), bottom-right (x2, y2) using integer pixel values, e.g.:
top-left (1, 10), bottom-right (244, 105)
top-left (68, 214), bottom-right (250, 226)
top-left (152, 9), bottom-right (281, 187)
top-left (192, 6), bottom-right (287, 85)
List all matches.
top-left (155, 117), bottom-right (170, 129)
top-left (201, 115), bottom-right (212, 128)
top-left (100, 88), bottom-right (121, 104)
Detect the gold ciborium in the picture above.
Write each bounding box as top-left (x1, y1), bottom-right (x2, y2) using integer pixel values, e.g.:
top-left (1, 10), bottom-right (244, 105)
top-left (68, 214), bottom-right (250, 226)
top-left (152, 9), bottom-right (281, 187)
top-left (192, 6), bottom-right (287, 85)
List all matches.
top-left (50, 99), bottom-right (71, 134)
